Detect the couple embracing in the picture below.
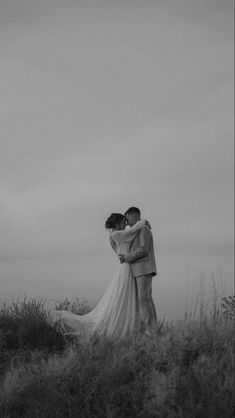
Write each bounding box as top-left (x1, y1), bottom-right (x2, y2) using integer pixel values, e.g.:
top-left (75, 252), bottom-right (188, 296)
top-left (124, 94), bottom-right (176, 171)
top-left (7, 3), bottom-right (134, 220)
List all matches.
top-left (52, 207), bottom-right (157, 339)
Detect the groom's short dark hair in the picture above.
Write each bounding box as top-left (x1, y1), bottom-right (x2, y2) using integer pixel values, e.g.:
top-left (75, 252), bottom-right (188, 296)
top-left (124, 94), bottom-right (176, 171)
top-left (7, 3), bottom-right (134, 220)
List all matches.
top-left (124, 207), bottom-right (141, 216)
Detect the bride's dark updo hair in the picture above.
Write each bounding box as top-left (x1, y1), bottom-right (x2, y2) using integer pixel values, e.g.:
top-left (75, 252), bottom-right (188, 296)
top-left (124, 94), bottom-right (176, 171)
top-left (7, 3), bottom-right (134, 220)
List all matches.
top-left (105, 213), bottom-right (125, 229)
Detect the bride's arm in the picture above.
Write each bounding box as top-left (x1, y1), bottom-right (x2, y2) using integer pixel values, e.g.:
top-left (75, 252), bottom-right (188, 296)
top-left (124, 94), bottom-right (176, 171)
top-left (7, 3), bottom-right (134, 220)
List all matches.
top-left (109, 235), bottom-right (117, 253)
top-left (111, 219), bottom-right (147, 244)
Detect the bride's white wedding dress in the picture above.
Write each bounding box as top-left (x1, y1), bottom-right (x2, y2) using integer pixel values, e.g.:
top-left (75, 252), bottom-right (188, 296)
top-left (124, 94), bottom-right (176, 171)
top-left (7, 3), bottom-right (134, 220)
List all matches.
top-left (51, 219), bottom-right (146, 339)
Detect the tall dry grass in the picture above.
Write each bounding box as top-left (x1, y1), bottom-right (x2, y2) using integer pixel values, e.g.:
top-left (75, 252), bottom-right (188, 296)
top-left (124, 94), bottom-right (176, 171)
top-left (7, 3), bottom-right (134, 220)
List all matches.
top-left (0, 282), bottom-right (234, 417)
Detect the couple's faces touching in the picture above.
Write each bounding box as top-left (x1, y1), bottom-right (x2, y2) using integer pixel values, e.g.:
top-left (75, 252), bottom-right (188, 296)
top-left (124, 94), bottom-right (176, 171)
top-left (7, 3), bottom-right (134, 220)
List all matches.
top-left (125, 213), bottom-right (140, 227)
top-left (115, 218), bottom-right (126, 231)
top-left (116, 213), bottom-right (140, 230)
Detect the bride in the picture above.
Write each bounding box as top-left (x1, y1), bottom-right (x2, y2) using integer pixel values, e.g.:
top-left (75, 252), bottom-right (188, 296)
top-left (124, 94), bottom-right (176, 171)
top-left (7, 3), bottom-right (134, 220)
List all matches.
top-left (51, 214), bottom-right (148, 339)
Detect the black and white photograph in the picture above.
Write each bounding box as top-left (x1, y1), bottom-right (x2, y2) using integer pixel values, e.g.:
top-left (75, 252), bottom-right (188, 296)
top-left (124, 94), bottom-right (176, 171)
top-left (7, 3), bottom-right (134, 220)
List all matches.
top-left (0, 1), bottom-right (234, 417)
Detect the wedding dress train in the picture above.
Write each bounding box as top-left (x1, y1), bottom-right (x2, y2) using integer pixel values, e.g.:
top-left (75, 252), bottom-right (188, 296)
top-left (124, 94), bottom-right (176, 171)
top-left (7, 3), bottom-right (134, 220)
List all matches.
top-left (51, 219), bottom-right (146, 339)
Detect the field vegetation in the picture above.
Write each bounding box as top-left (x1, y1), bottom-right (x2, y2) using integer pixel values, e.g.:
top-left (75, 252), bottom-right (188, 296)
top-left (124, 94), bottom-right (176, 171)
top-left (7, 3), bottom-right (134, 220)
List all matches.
top-left (0, 285), bottom-right (234, 417)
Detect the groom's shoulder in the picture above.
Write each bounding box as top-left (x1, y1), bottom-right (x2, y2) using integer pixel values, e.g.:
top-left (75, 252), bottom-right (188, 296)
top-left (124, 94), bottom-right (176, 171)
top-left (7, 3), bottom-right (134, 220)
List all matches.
top-left (142, 224), bottom-right (153, 232)
top-left (140, 224), bottom-right (153, 237)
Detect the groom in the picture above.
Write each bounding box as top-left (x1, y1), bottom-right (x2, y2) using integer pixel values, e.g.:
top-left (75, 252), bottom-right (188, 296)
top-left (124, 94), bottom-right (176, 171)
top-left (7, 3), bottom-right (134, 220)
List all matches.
top-left (119, 207), bottom-right (157, 336)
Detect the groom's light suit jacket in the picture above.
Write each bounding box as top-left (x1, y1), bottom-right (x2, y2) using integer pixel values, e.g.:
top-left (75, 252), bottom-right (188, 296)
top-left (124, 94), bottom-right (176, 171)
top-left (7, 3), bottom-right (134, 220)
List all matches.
top-left (125, 225), bottom-right (157, 278)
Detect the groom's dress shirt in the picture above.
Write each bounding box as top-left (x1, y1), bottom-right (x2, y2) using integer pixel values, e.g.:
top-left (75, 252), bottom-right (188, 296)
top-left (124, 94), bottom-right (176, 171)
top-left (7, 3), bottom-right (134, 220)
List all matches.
top-left (125, 225), bottom-right (157, 278)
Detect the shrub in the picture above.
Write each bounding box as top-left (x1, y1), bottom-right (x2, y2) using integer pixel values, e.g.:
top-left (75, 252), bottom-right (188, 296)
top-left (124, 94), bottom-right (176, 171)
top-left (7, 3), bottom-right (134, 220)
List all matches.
top-left (0, 296), bottom-right (65, 352)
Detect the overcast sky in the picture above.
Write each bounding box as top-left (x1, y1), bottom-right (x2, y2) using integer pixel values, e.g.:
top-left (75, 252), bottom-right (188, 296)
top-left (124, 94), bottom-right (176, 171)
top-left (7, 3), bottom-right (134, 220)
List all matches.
top-left (0, 0), bottom-right (233, 318)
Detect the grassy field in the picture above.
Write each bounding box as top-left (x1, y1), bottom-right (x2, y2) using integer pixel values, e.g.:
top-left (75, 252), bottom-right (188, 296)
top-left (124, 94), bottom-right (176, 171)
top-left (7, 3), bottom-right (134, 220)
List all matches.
top-left (0, 294), bottom-right (234, 418)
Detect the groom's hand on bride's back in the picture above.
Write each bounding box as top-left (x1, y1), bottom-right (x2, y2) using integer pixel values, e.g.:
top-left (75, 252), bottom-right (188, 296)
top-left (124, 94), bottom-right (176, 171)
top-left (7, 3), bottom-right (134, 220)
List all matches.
top-left (118, 254), bottom-right (126, 263)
